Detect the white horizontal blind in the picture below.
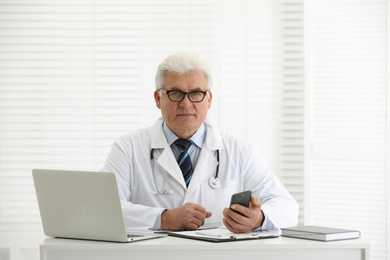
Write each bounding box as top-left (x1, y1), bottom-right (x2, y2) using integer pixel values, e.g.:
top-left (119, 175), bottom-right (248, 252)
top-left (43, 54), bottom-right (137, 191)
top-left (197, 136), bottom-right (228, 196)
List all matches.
top-left (308, 0), bottom-right (387, 259)
top-left (0, 0), bottom-right (220, 235)
top-left (0, 0), bottom-right (304, 242)
top-left (217, 0), bottom-right (305, 224)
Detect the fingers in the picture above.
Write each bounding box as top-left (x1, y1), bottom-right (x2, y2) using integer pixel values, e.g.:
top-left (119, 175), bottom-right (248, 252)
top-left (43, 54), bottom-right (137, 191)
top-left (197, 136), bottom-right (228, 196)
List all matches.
top-left (181, 204), bottom-right (212, 230)
top-left (230, 196), bottom-right (260, 217)
top-left (223, 207), bottom-right (250, 233)
top-left (161, 203), bottom-right (211, 231)
top-left (250, 195), bottom-right (262, 209)
top-left (188, 206), bottom-right (208, 227)
top-left (223, 196), bottom-right (264, 233)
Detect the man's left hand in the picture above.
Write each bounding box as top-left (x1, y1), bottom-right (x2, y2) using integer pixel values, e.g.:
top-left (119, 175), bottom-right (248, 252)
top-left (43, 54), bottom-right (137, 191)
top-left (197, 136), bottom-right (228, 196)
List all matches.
top-left (222, 195), bottom-right (264, 233)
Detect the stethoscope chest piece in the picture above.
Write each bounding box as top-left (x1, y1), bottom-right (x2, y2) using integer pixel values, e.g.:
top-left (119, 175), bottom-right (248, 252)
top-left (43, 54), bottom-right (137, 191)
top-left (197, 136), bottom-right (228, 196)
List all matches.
top-left (208, 177), bottom-right (222, 189)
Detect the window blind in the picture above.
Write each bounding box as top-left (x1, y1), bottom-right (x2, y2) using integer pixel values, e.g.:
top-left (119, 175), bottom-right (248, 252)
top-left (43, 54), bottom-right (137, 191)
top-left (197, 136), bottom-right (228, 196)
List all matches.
top-left (0, 0), bottom-right (305, 257)
top-left (307, 0), bottom-right (388, 259)
top-left (0, 0), bottom-right (220, 235)
top-left (216, 0), bottom-right (305, 224)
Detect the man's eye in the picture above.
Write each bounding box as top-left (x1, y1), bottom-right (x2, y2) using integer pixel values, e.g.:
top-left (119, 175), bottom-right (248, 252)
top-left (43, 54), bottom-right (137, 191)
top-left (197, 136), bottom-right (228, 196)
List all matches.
top-left (170, 91), bottom-right (183, 96)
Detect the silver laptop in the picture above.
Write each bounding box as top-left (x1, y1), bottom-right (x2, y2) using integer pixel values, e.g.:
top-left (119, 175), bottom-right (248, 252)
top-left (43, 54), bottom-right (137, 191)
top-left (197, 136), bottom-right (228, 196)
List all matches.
top-left (32, 169), bottom-right (165, 243)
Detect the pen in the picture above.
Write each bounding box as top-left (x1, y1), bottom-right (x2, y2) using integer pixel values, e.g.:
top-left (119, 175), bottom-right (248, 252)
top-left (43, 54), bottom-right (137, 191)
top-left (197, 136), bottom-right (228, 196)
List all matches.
top-left (230, 233), bottom-right (260, 240)
top-left (195, 231), bottom-right (222, 237)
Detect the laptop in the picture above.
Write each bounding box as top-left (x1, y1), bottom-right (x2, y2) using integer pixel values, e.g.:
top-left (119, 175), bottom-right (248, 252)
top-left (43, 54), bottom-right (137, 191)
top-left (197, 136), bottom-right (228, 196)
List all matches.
top-left (32, 169), bottom-right (165, 243)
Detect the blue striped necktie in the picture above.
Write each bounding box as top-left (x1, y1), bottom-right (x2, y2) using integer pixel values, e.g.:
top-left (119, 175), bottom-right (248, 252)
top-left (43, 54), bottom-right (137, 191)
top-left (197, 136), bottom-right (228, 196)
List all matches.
top-left (174, 139), bottom-right (193, 187)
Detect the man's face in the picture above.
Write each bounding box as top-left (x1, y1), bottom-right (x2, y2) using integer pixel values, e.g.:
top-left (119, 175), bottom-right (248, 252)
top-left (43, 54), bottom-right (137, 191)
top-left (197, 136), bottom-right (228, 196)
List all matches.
top-left (154, 70), bottom-right (212, 139)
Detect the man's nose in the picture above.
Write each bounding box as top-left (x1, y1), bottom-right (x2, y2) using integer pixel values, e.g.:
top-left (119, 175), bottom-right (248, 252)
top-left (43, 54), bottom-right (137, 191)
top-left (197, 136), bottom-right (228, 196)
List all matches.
top-left (179, 94), bottom-right (193, 107)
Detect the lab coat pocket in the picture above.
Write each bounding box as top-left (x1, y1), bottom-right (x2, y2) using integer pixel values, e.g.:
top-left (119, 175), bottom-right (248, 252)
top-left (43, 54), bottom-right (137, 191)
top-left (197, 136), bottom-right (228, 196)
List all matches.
top-left (200, 180), bottom-right (237, 224)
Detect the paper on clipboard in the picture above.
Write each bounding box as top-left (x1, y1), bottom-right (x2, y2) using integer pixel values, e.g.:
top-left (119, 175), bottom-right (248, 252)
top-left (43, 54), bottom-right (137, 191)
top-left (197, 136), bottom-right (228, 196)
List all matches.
top-left (167, 228), bottom-right (280, 242)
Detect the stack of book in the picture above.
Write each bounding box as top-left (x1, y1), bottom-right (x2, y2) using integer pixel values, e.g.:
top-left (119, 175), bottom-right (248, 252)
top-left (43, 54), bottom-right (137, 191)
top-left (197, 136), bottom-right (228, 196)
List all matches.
top-left (281, 225), bottom-right (360, 242)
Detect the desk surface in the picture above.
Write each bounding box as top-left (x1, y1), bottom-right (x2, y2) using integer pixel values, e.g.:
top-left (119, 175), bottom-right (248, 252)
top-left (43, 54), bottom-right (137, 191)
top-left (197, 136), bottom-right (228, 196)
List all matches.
top-left (41, 235), bottom-right (369, 249)
top-left (40, 235), bottom-right (370, 260)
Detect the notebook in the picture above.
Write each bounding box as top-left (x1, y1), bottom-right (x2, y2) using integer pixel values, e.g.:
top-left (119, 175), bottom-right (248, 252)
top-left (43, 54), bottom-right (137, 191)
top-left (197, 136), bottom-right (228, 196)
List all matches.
top-left (32, 169), bottom-right (165, 243)
top-left (281, 225), bottom-right (360, 242)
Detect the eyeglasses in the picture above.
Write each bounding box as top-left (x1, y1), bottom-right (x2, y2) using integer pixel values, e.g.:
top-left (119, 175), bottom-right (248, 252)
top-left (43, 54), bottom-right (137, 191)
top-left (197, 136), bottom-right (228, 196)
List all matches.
top-left (159, 89), bottom-right (209, 103)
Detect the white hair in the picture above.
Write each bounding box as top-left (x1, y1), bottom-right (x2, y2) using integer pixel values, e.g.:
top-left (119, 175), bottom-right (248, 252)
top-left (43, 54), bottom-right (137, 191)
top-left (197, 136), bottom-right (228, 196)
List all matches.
top-left (155, 52), bottom-right (212, 90)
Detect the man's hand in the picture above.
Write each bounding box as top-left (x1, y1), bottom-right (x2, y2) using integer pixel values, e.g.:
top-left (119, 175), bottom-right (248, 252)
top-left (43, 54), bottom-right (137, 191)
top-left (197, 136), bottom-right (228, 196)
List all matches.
top-left (161, 202), bottom-right (212, 231)
top-left (222, 195), bottom-right (264, 233)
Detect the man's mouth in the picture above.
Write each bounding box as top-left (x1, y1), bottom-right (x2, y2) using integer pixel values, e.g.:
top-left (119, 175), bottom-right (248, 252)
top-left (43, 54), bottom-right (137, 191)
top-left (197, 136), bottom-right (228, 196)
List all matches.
top-left (177, 112), bottom-right (194, 117)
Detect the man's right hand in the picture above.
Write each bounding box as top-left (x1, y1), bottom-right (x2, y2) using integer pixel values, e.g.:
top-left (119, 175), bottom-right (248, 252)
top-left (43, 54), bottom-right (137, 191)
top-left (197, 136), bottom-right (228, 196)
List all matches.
top-left (161, 202), bottom-right (212, 230)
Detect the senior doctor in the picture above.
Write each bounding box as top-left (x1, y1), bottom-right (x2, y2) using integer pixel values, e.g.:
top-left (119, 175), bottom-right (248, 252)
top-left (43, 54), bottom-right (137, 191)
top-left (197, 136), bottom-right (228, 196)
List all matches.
top-left (102, 52), bottom-right (298, 233)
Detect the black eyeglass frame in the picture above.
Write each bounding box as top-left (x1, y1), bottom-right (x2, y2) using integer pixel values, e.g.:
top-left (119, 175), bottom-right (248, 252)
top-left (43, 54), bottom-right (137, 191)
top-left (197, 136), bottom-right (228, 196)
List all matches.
top-left (158, 89), bottom-right (209, 103)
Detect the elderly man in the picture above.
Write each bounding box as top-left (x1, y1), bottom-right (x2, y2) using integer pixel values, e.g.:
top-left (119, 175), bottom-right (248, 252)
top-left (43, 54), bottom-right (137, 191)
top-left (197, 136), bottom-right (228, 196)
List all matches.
top-left (102, 52), bottom-right (298, 233)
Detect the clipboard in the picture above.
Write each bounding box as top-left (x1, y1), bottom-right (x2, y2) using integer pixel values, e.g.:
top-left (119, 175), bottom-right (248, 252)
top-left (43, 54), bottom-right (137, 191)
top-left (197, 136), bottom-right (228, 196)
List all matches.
top-left (167, 228), bottom-right (280, 242)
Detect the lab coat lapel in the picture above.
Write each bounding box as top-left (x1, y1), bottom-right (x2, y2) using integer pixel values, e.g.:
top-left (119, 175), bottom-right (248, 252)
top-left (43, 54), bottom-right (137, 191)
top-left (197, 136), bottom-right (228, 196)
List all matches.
top-left (186, 148), bottom-right (217, 196)
top-left (186, 119), bottom-right (224, 197)
top-left (157, 149), bottom-right (186, 188)
top-left (150, 118), bottom-right (187, 189)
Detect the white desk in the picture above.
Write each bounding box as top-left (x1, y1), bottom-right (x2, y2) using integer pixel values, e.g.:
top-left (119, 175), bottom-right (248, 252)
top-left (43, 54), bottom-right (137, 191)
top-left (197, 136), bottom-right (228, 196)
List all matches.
top-left (40, 235), bottom-right (370, 260)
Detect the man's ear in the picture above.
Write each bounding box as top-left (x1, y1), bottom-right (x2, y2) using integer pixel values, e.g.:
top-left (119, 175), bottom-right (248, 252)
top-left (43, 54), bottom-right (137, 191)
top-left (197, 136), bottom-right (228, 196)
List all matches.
top-left (154, 90), bottom-right (161, 109)
top-left (207, 91), bottom-right (213, 109)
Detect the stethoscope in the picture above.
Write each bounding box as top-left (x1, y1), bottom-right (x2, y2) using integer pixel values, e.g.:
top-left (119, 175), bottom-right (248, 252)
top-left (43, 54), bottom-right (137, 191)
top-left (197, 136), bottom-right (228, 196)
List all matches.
top-left (150, 149), bottom-right (221, 195)
top-left (208, 150), bottom-right (221, 189)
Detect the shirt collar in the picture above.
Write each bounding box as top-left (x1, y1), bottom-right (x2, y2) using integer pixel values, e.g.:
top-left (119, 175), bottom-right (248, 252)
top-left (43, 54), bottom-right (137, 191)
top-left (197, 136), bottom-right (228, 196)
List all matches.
top-left (163, 122), bottom-right (206, 149)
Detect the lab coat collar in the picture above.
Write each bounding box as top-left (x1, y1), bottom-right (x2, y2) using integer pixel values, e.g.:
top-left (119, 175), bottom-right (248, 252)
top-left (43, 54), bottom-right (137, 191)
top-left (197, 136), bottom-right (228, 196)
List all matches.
top-left (162, 121), bottom-right (206, 149)
top-left (149, 117), bottom-right (225, 191)
top-left (202, 118), bottom-right (224, 151)
top-left (150, 117), bottom-right (222, 151)
top-left (150, 118), bottom-right (167, 149)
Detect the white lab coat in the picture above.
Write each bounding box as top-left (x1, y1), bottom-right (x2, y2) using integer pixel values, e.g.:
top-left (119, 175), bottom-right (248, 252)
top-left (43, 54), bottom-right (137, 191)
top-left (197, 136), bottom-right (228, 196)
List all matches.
top-left (102, 117), bottom-right (298, 229)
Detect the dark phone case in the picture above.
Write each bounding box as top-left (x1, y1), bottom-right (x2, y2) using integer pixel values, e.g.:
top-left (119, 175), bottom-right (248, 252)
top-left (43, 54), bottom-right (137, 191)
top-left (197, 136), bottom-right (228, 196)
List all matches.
top-left (230, 190), bottom-right (252, 215)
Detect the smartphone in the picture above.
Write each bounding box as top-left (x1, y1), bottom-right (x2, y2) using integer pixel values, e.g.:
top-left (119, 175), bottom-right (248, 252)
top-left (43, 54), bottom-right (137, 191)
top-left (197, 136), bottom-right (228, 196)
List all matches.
top-left (229, 190), bottom-right (252, 215)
